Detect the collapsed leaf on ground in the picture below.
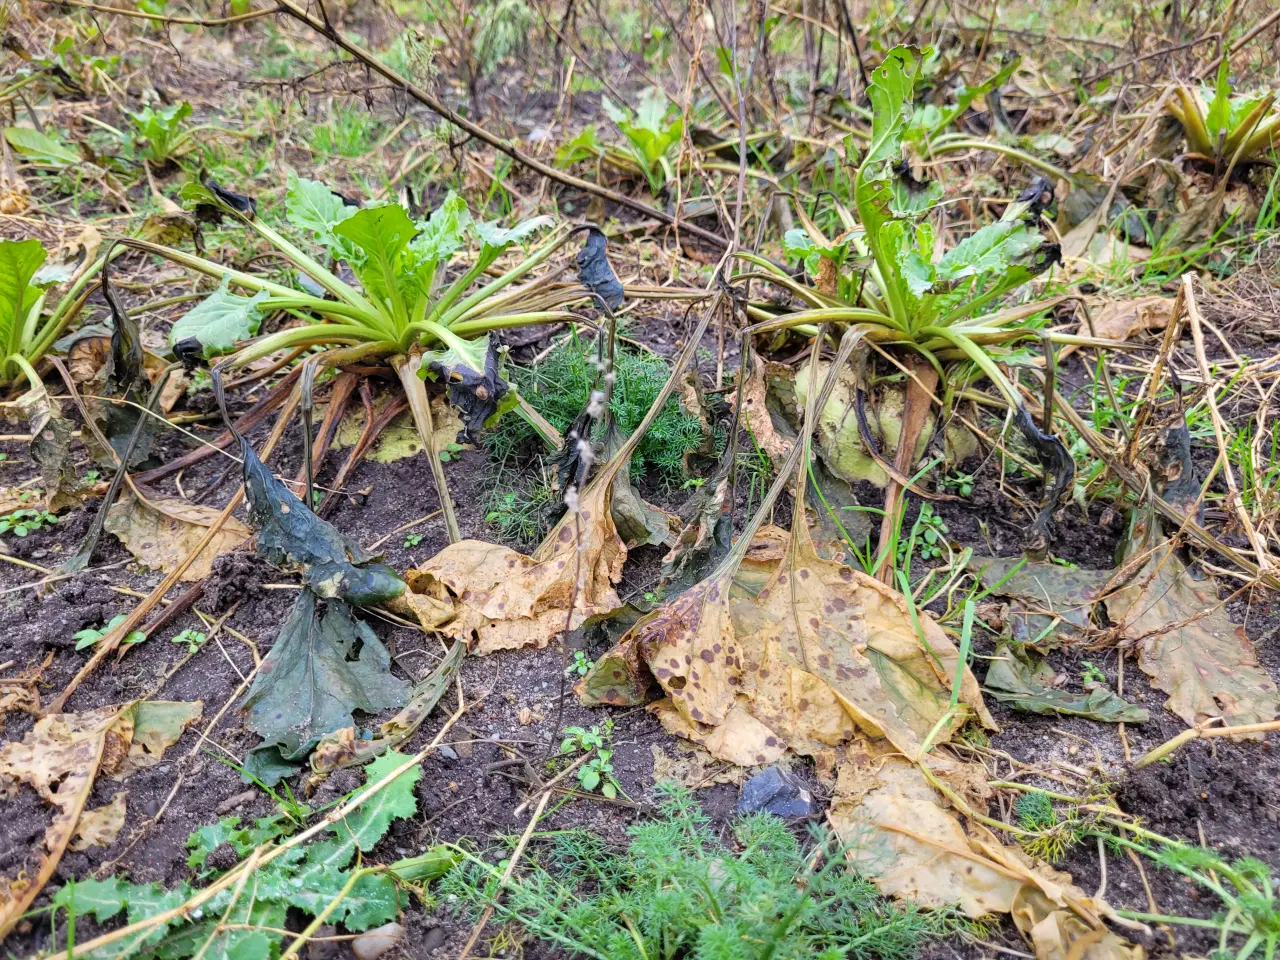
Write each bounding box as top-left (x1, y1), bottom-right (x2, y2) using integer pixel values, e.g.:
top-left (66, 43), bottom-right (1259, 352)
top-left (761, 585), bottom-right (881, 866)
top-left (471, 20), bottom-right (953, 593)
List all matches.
top-left (968, 556), bottom-right (1110, 647)
top-left (660, 472), bottom-right (732, 589)
top-left (586, 487), bottom-right (993, 770)
top-left (335, 394), bottom-right (465, 464)
top-left (0, 381), bottom-right (78, 512)
top-left (311, 639), bottom-right (463, 772)
top-left (70, 791), bottom-right (127, 851)
top-left (605, 422), bottom-right (677, 549)
top-left (420, 334), bottom-right (514, 442)
top-left (400, 470), bottom-right (625, 653)
top-left (1060, 296), bottom-right (1173, 358)
top-left (241, 435), bottom-right (405, 604)
top-left (241, 588), bottom-right (410, 785)
top-left (1107, 508), bottom-right (1279, 731)
top-left (0, 699), bottom-right (201, 939)
top-left (106, 489), bottom-right (252, 581)
top-left (829, 743), bottom-right (1141, 960)
top-left (984, 643), bottom-right (1148, 723)
top-left (649, 742), bottom-right (749, 788)
top-left (0, 653), bottom-right (47, 729)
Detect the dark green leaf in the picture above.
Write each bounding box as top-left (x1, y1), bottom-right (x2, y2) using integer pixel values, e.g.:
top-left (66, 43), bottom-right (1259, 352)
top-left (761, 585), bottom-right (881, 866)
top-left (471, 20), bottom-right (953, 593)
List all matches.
top-left (241, 589), bottom-right (408, 784)
top-left (239, 435), bottom-right (405, 604)
top-left (576, 227), bottom-right (625, 311)
top-left (984, 642), bottom-right (1147, 722)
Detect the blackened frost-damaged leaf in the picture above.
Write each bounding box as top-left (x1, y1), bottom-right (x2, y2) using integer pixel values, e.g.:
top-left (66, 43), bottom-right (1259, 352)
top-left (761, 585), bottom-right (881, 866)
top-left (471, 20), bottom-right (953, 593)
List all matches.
top-left (984, 642), bottom-right (1148, 723)
top-left (241, 589), bottom-right (409, 784)
top-left (240, 435), bottom-right (405, 604)
top-left (421, 335), bottom-right (512, 443)
top-left (576, 227), bottom-right (625, 311)
top-left (181, 177), bottom-right (256, 223)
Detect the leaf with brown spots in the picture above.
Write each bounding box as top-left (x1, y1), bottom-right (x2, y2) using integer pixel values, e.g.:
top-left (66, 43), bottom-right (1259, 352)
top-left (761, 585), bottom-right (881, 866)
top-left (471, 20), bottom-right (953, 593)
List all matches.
top-left (0, 699), bottom-right (200, 939)
top-left (968, 556), bottom-right (1111, 647)
top-left (1106, 507), bottom-right (1279, 731)
top-left (584, 328), bottom-right (992, 766)
top-left (829, 741), bottom-right (1140, 960)
top-left (105, 489), bottom-right (252, 582)
top-left (71, 791), bottom-right (127, 851)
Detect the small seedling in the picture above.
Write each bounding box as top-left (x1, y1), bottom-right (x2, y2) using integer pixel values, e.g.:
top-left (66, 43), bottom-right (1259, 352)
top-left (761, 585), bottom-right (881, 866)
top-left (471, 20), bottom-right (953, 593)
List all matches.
top-left (438, 441), bottom-right (465, 462)
top-left (403, 532), bottom-right (425, 547)
top-left (567, 650), bottom-right (592, 677)
top-left (74, 614), bottom-right (146, 651)
top-left (0, 507), bottom-right (56, 537)
top-left (128, 100), bottom-right (194, 166)
top-left (559, 721), bottom-right (621, 799)
top-left (898, 502), bottom-right (949, 564)
top-left (1080, 662), bottom-right (1107, 686)
top-left (681, 476), bottom-right (706, 490)
top-left (943, 471), bottom-right (974, 497)
top-left (170, 629), bottom-right (208, 654)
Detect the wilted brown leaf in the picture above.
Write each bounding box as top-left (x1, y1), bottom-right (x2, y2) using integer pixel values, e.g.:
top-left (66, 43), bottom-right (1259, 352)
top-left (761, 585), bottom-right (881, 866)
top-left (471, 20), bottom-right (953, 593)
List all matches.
top-left (0, 699), bottom-right (201, 939)
top-left (334, 394), bottom-right (464, 463)
top-left (402, 472), bottom-right (624, 654)
top-left (70, 791), bottom-right (127, 851)
top-left (738, 347), bottom-right (793, 463)
top-left (0, 381), bottom-right (78, 512)
top-left (1106, 511), bottom-right (1279, 730)
top-left (829, 744), bottom-right (1141, 960)
top-left (606, 424), bottom-right (677, 550)
top-left (586, 501), bottom-right (992, 767)
top-left (650, 742), bottom-right (748, 788)
top-left (1061, 296), bottom-right (1173, 358)
top-left (105, 490), bottom-right (252, 581)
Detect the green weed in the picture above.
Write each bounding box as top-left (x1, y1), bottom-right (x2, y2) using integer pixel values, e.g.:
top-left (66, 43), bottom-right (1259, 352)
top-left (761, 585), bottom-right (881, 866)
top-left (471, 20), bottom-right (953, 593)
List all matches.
top-left (441, 782), bottom-right (949, 959)
top-left (0, 506), bottom-right (56, 537)
top-left (488, 332), bottom-right (710, 486)
top-left (73, 614), bottom-right (146, 651)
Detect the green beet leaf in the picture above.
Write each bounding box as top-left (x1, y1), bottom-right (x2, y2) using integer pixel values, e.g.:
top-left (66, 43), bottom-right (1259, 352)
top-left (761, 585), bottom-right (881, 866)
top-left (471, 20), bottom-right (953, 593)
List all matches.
top-left (168, 278), bottom-right (267, 359)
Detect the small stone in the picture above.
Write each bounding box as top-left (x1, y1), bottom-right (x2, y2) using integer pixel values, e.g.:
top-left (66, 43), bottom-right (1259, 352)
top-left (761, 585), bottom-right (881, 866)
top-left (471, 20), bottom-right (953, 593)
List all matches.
top-left (738, 767), bottom-right (814, 818)
top-left (436, 745), bottom-right (459, 761)
top-left (422, 925), bottom-right (447, 952)
top-left (352, 922), bottom-right (404, 960)
top-left (306, 924), bottom-right (340, 960)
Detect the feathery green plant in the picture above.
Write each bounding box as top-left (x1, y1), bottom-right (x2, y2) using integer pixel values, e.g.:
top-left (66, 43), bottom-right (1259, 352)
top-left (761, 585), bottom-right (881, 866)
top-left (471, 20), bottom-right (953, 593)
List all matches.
top-left (441, 781), bottom-right (948, 960)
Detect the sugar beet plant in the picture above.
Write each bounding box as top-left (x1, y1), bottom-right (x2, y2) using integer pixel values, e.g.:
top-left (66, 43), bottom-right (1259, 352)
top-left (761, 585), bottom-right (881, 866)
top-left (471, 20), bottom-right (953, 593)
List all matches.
top-left (736, 45), bottom-right (1096, 545)
top-left (121, 175), bottom-right (587, 540)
